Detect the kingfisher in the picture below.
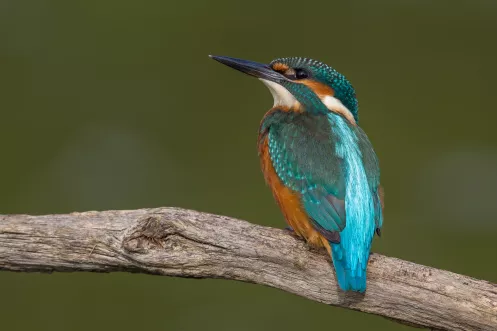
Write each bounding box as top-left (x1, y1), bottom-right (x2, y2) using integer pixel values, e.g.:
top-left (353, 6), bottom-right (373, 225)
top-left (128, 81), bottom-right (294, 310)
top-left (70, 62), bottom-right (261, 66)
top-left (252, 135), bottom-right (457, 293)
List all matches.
top-left (210, 55), bottom-right (384, 292)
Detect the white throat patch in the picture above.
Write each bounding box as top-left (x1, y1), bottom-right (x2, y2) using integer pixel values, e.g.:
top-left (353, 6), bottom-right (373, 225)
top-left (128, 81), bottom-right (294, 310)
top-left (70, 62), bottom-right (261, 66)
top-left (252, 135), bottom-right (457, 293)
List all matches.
top-left (259, 79), bottom-right (300, 108)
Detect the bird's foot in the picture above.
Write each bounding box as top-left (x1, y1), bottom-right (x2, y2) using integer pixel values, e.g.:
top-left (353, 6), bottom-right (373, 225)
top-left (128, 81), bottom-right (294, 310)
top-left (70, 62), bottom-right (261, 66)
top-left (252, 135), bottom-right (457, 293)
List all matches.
top-left (284, 226), bottom-right (307, 242)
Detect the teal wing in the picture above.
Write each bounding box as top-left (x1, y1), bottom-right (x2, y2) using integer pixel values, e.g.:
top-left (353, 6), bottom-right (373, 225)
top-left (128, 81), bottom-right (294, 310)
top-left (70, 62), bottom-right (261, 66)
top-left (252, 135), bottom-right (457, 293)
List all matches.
top-left (266, 112), bottom-right (347, 241)
top-left (265, 112), bottom-right (382, 241)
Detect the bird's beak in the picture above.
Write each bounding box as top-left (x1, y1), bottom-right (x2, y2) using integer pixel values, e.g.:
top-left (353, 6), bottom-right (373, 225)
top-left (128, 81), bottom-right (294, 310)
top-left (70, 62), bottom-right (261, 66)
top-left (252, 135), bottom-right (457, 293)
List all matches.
top-left (209, 55), bottom-right (286, 83)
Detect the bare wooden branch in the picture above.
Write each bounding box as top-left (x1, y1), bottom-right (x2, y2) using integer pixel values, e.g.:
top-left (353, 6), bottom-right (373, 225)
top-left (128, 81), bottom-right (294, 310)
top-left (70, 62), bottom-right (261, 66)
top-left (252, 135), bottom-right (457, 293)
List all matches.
top-left (0, 208), bottom-right (495, 330)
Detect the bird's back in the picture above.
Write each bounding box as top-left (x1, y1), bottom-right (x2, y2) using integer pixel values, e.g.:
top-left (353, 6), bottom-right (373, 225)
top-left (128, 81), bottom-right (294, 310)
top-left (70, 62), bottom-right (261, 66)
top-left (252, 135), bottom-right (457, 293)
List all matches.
top-left (259, 109), bottom-right (383, 292)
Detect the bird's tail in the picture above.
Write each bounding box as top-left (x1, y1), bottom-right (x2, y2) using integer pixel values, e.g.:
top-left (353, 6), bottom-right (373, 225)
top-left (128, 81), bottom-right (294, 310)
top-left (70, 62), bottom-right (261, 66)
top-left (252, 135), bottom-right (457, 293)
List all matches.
top-left (330, 242), bottom-right (367, 293)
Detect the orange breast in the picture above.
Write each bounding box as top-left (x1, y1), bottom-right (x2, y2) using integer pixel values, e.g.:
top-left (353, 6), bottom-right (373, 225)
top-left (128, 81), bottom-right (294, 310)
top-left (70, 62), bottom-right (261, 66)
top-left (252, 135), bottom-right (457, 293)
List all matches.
top-left (259, 136), bottom-right (330, 253)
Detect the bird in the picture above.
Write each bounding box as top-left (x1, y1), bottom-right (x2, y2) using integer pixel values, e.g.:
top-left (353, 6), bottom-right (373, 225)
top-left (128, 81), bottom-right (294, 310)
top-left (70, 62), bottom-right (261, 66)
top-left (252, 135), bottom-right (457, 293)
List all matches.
top-left (210, 55), bottom-right (384, 292)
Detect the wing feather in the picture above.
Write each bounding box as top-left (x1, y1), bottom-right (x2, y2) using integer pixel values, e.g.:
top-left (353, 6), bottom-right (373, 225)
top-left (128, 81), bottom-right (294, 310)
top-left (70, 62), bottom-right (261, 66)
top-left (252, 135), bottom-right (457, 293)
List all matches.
top-left (266, 112), bottom-right (346, 238)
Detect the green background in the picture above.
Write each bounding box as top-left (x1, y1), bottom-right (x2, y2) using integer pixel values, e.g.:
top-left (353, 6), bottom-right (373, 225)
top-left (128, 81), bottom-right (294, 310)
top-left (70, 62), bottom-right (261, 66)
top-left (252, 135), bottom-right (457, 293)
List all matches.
top-left (1, 0), bottom-right (496, 330)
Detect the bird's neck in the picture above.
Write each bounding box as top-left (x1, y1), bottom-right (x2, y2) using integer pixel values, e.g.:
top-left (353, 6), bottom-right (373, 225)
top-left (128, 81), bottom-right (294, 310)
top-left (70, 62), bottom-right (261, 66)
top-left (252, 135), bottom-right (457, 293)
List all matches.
top-left (259, 78), bottom-right (359, 124)
top-left (260, 79), bottom-right (329, 115)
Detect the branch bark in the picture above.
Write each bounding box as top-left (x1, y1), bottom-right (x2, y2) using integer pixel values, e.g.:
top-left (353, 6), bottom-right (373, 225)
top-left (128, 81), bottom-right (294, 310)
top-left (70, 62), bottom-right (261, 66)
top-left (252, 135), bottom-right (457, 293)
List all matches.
top-left (0, 208), bottom-right (495, 330)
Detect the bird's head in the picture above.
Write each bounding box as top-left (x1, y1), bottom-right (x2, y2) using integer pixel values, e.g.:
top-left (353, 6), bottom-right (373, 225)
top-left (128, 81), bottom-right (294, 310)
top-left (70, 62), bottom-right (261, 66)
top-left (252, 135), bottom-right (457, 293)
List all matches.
top-left (210, 55), bottom-right (358, 124)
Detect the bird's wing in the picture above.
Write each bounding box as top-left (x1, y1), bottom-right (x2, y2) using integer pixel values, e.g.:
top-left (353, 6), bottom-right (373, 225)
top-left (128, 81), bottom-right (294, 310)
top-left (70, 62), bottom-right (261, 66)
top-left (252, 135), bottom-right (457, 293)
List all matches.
top-left (267, 113), bottom-right (382, 242)
top-left (267, 114), bottom-right (347, 242)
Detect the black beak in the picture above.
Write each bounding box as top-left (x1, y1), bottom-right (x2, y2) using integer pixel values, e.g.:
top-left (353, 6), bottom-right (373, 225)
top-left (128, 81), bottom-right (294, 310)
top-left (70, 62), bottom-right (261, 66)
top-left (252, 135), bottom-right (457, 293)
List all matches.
top-left (209, 55), bottom-right (286, 83)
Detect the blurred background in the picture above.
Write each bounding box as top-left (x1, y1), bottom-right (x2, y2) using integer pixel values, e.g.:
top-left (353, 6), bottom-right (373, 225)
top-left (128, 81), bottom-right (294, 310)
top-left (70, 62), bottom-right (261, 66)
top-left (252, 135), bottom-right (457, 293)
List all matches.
top-left (1, 0), bottom-right (496, 330)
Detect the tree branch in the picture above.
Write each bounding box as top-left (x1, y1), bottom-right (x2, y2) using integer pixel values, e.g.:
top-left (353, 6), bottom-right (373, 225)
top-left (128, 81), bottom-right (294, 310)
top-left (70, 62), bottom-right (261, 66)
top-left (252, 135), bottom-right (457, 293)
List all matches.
top-left (0, 207), bottom-right (495, 330)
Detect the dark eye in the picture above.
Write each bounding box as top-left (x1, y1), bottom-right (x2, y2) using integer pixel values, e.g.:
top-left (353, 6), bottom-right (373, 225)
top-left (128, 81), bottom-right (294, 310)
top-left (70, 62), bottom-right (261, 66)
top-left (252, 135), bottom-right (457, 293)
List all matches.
top-left (295, 69), bottom-right (309, 79)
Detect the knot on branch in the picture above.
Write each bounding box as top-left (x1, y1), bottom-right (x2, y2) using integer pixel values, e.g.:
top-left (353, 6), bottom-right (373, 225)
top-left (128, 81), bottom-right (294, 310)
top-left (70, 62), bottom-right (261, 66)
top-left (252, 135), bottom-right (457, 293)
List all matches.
top-left (123, 214), bottom-right (176, 253)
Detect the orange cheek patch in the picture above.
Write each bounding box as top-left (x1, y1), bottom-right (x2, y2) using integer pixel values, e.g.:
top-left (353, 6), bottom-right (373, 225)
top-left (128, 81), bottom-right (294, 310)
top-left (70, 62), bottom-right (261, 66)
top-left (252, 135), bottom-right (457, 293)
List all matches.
top-left (299, 79), bottom-right (335, 99)
top-left (272, 62), bottom-right (289, 72)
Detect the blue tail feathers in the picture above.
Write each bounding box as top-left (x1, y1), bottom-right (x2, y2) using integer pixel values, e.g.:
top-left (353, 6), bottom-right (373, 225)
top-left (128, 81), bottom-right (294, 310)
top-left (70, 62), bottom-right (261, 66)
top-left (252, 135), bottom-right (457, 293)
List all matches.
top-left (330, 243), bottom-right (367, 293)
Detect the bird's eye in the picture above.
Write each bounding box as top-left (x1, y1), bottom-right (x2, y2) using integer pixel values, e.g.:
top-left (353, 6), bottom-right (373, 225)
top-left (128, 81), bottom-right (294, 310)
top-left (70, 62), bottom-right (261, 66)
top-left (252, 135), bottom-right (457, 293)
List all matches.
top-left (295, 69), bottom-right (309, 80)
